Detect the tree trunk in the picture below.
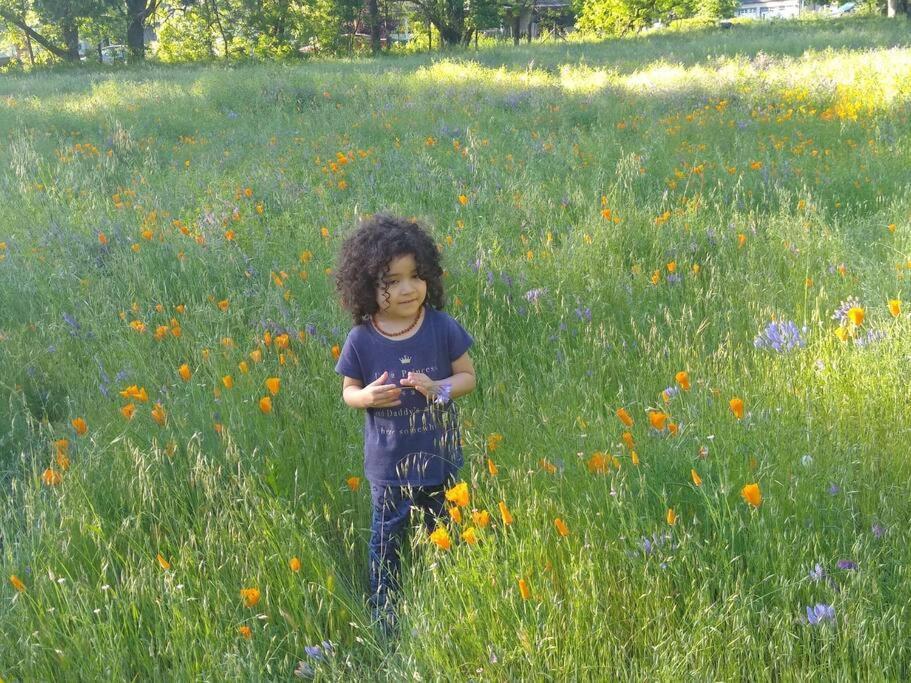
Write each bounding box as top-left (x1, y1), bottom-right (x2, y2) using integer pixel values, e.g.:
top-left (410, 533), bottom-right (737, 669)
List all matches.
top-left (512, 15), bottom-right (520, 45)
top-left (887, 0), bottom-right (898, 17)
top-left (0, 9), bottom-right (75, 61)
top-left (24, 30), bottom-right (35, 65)
top-left (367, 0), bottom-right (381, 53)
top-left (126, 0), bottom-right (147, 61)
top-left (207, 0), bottom-right (232, 57)
top-left (62, 21), bottom-right (80, 61)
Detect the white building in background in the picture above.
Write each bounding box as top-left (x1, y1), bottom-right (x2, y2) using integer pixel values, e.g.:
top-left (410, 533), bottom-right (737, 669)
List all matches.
top-left (735, 0), bottom-right (802, 18)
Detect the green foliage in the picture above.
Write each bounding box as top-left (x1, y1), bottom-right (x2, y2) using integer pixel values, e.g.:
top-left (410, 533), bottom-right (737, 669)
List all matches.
top-left (155, 6), bottom-right (213, 62)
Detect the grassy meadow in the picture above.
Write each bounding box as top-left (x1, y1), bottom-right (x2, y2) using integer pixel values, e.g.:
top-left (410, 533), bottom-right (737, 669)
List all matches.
top-left (3, 15), bottom-right (911, 680)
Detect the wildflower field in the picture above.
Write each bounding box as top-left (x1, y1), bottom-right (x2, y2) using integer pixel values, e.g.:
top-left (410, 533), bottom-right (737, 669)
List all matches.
top-left (3, 16), bottom-right (911, 680)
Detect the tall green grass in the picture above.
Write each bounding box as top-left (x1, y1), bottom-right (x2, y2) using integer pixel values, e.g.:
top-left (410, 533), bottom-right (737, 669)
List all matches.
top-left (1, 16), bottom-right (911, 680)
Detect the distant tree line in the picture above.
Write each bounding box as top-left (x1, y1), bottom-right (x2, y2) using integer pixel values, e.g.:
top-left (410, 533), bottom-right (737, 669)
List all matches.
top-left (0, 0), bottom-right (907, 65)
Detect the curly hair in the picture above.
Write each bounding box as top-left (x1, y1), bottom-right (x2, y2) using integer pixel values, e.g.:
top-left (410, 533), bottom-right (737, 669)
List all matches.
top-left (335, 213), bottom-right (445, 325)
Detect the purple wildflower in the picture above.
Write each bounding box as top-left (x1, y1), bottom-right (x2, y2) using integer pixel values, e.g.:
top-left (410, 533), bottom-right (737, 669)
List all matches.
top-left (304, 645), bottom-right (325, 661)
top-left (753, 319), bottom-right (806, 353)
top-left (809, 564), bottom-right (826, 582)
top-left (806, 603), bottom-right (836, 625)
top-left (666, 273), bottom-right (681, 284)
top-left (63, 312), bottom-right (81, 333)
top-left (828, 483), bottom-right (840, 496)
top-left (663, 386), bottom-right (679, 400)
top-left (305, 323), bottom-right (317, 336)
top-left (872, 523), bottom-right (885, 538)
top-left (836, 560), bottom-right (857, 570)
top-left (854, 328), bottom-right (886, 347)
top-left (575, 306), bottom-right (592, 321)
top-left (434, 382), bottom-right (452, 404)
top-left (525, 288), bottom-right (547, 303)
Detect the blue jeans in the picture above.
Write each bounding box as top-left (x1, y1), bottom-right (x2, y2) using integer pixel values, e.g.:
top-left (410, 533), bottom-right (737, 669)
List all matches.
top-left (368, 481), bottom-right (451, 610)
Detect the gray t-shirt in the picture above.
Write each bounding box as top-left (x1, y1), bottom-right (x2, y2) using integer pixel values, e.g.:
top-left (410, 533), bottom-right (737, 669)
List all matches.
top-left (335, 306), bottom-right (473, 485)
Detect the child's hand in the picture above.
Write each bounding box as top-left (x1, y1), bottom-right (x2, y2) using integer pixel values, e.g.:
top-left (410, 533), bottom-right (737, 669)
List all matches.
top-left (399, 372), bottom-right (436, 399)
top-left (360, 371), bottom-right (402, 408)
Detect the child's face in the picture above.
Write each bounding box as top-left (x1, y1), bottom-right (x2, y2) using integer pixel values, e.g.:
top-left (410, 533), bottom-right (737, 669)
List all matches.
top-left (375, 253), bottom-right (427, 319)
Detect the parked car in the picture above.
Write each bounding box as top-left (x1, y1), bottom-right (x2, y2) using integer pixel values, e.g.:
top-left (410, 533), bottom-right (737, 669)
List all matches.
top-left (101, 45), bottom-right (127, 64)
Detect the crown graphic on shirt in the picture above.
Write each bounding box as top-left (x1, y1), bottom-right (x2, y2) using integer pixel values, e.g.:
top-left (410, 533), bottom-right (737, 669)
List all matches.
top-left (399, 355), bottom-right (412, 364)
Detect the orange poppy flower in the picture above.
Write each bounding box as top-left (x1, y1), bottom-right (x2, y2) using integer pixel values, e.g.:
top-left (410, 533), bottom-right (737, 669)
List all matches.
top-left (42, 468), bottom-right (62, 486)
top-left (157, 553), bottom-right (171, 570)
top-left (622, 431), bottom-right (635, 450)
top-left (461, 527), bottom-right (478, 545)
top-left (10, 575), bottom-right (26, 592)
top-left (518, 578), bottom-right (531, 600)
top-left (151, 403), bottom-right (166, 426)
top-left (289, 557), bottom-right (301, 572)
top-left (666, 508), bottom-right (677, 525)
top-left (648, 411), bottom-right (668, 431)
top-left (222, 375), bottom-right (234, 389)
top-left (72, 417), bottom-right (88, 436)
top-left (616, 407), bottom-right (634, 427)
top-left (249, 349), bottom-right (263, 364)
top-left (498, 501), bottom-right (513, 526)
top-left (487, 458), bottom-right (498, 476)
top-left (587, 452), bottom-right (607, 473)
top-left (888, 299), bottom-right (901, 317)
top-left (240, 587), bottom-right (261, 607)
top-left (472, 510), bottom-right (490, 528)
top-left (445, 482), bottom-right (470, 507)
top-left (238, 625), bottom-right (252, 639)
top-left (449, 507), bottom-right (463, 524)
top-left (265, 377), bottom-right (280, 396)
top-left (729, 397), bottom-right (744, 419)
top-left (120, 403), bottom-right (136, 420)
top-left (238, 361), bottom-right (249, 374)
top-left (346, 476), bottom-right (361, 491)
top-left (331, 344), bottom-right (340, 361)
top-left (178, 364), bottom-right (191, 381)
top-left (741, 482), bottom-right (762, 507)
top-left (691, 469), bottom-right (702, 486)
top-left (554, 518), bottom-right (570, 537)
top-left (847, 307), bottom-right (864, 326)
top-left (217, 299), bottom-right (229, 312)
top-left (259, 396), bottom-right (272, 414)
top-left (675, 371), bottom-right (690, 390)
top-left (429, 527), bottom-right (451, 550)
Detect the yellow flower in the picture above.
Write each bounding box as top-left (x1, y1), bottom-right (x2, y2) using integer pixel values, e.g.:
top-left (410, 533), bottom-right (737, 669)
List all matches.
top-left (622, 431), bottom-right (635, 450)
top-left (675, 371), bottom-right (690, 390)
top-left (486, 433), bottom-right (503, 452)
top-left (691, 469), bottom-right (702, 487)
top-left (741, 483), bottom-right (762, 507)
top-left (554, 517), bottom-right (570, 537)
top-left (249, 349), bottom-right (263, 364)
top-left (331, 345), bottom-right (340, 361)
top-left (222, 375), bottom-right (234, 389)
top-left (429, 527), bottom-right (451, 550)
top-left (289, 557), bottom-right (301, 572)
top-left (217, 299), bottom-right (229, 312)
top-left (346, 476), bottom-right (361, 491)
top-left (487, 458), bottom-right (498, 476)
top-left (666, 508), bottom-right (677, 525)
top-left (10, 575), bottom-right (26, 592)
top-left (259, 396), bottom-right (272, 414)
top-left (238, 361), bottom-right (249, 374)
top-left (178, 363), bottom-right (191, 381)
top-left (458, 194), bottom-right (468, 206)
top-left (240, 587), bottom-right (261, 608)
top-left (889, 299), bottom-right (901, 317)
top-left (238, 625), bottom-right (252, 639)
top-left (445, 482), bottom-right (470, 507)
top-left (265, 377), bottom-right (280, 396)
top-left (729, 397), bottom-right (744, 419)
top-left (449, 507), bottom-right (462, 524)
top-left (631, 450), bottom-right (639, 466)
top-left (587, 452), bottom-right (607, 473)
top-left (157, 553), bottom-right (171, 570)
top-left (847, 307), bottom-right (864, 327)
top-left (120, 403), bottom-right (136, 421)
top-left (461, 527), bottom-right (478, 545)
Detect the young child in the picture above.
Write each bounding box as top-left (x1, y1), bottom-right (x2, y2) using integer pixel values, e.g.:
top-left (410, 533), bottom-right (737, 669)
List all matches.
top-left (333, 213), bottom-right (476, 630)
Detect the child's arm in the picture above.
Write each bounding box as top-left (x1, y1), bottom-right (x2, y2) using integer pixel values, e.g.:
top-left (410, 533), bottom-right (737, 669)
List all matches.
top-left (342, 372), bottom-right (402, 410)
top-left (399, 352), bottom-right (476, 401)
